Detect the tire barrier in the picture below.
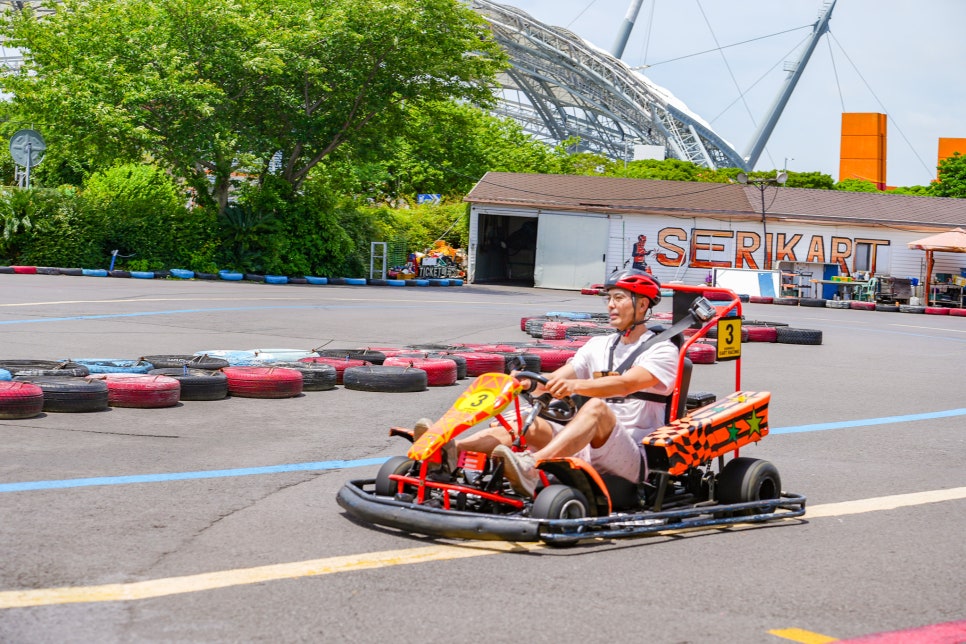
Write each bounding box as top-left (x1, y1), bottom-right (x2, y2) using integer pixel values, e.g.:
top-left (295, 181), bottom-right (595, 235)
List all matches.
top-left (383, 356), bottom-right (457, 386)
top-left (13, 376), bottom-right (110, 412)
top-left (315, 349), bottom-right (387, 365)
top-left (342, 365), bottom-right (427, 393)
top-left (686, 343), bottom-right (716, 364)
top-left (775, 327), bottom-right (823, 345)
top-left (0, 381), bottom-right (45, 419)
top-left (148, 369), bottom-right (229, 401)
top-left (262, 362), bottom-right (337, 392)
top-left (222, 366), bottom-right (303, 399)
top-left (87, 373), bottom-right (181, 408)
top-left (71, 359), bottom-right (154, 374)
top-left (297, 356), bottom-right (371, 384)
top-left (140, 355), bottom-right (229, 370)
top-left (0, 360), bottom-right (90, 378)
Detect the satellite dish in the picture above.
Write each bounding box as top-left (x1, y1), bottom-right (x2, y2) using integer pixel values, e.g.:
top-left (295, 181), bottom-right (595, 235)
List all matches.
top-left (776, 171), bottom-right (788, 184)
top-left (9, 129), bottom-right (46, 168)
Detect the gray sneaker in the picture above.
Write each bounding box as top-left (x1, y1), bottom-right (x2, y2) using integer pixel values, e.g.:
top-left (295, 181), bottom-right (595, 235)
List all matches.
top-left (492, 445), bottom-right (538, 498)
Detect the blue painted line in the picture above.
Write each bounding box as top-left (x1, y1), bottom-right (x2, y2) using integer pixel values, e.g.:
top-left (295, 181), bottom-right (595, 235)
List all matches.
top-left (3, 408), bottom-right (964, 494)
top-left (770, 407), bottom-right (966, 434)
top-left (0, 457), bottom-right (390, 493)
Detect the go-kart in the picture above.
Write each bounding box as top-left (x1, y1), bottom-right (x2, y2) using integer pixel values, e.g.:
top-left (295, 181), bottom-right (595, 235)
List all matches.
top-left (337, 285), bottom-right (806, 545)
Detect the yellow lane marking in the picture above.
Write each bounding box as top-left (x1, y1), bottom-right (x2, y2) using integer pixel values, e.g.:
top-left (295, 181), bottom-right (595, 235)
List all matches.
top-left (2, 487), bottom-right (963, 610)
top-left (769, 627), bottom-right (838, 643)
top-left (0, 542), bottom-right (542, 609)
top-left (805, 487), bottom-right (966, 518)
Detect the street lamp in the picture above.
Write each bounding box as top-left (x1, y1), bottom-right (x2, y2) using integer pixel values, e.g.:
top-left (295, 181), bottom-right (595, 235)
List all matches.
top-left (736, 171), bottom-right (788, 270)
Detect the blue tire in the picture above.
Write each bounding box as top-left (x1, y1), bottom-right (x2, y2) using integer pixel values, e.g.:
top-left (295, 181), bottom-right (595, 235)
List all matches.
top-left (344, 277), bottom-right (367, 286)
top-left (219, 270), bottom-right (243, 281)
top-left (386, 279), bottom-right (406, 286)
top-left (265, 275), bottom-right (288, 285)
top-left (82, 268), bottom-right (108, 277)
top-left (131, 271), bottom-right (155, 279)
top-left (0, 369), bottom-right (11, 381)
top-left (415, 279), bottom-right (430, 286)
top-left (72, 359), bottom-right (154, 374)
top-left (170, 268), bottom-right (194, 279)
top-left (305, 276), bottom-right (328, 285)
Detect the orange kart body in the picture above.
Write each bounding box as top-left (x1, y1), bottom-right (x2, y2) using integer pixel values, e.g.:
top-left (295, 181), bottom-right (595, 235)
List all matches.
top-left (643, 391), bottom-right (770, 476)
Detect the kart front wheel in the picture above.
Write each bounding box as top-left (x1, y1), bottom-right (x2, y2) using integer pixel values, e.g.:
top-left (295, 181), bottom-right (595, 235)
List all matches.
top-left (717, 457), bottom-right (781, 510)
top-left (375, 456), bottom-right (416, 497)
top-left (532, 484), bottom-right (590, 547)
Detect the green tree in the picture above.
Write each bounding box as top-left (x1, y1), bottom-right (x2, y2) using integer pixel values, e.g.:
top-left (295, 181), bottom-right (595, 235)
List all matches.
top-left (931, 152), bottom-right (966, 198)
top-left (1, 0), bottom-right (506, 213)
top-left (834, 178), bottom-right (881, 193)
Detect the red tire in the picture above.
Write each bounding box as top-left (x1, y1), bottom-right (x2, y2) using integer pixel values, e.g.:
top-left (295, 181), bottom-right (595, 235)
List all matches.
top-left (457, 352), bottom-right (506, 376)
top-left (11, 265), bottom-right (38, 274)
top-left (745, 326), bottom-right (778, 342)
top-left (849, 301), bottom-right (876, 310)
top-left (383, 356), bottom-right (457, 386)
top-left (949, 308), bottom-right (966, 317)
top-left (686, 343), bottom-right (716, 365)
top-left (749, 295), bottom-right (773, 304)
top-left (924, 307), bottom-right (950, 315)
top-left (522, 347), bottom-right (576, 372)
top-left (221, 366), bottom-right (303, 398)
top-left (539, 321), bottom-right (569, 340)
top-left (580, 287), bottom-right (600, 295)
top-left (88, 373), bottom-right (181, 408)
top-left (0, 381), bottom-right (45, 419)
top-left (298, 356), bottom-right (370, 384)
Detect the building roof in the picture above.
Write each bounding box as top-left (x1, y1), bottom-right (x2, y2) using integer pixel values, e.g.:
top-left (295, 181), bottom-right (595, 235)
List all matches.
top-left (464, 172), bottom-right (966, 231)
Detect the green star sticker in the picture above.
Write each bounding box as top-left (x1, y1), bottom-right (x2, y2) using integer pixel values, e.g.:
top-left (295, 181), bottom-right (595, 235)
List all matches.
top-left (747, 409), bottom-right (763, 435)
top-left (727, 422), bottom-right (739, 441)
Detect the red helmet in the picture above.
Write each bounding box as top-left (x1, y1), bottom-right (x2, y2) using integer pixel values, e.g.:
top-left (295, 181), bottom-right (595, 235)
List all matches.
top-left (603, 269), bottom-right (661, 306)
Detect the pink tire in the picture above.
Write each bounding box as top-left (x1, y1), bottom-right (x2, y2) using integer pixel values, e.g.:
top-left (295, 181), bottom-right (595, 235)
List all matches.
top-left (221, 367), bottom-right (303, 398)
top-left (383, 356), bottom-right (457, 386)
top-left (0, 381), bottom-right (45, 419)
top-left (88, 373), bottom-right (181, 408)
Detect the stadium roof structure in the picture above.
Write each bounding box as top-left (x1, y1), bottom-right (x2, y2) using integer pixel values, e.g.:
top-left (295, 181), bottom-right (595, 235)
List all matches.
top-left (470, 0), bottom-right (835, 172)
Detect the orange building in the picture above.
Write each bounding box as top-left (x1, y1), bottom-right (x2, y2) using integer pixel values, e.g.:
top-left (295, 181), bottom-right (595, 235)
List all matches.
top-left (938, 138), bottom-right (966, 175)
top-left (839, 113), bottom-right (887, 190)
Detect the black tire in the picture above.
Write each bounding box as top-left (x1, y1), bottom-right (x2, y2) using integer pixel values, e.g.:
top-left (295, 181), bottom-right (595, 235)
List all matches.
top-left (342, 365), bottom-right (427, 392)
top-left (875, 304), bottom-right (900, 312)
top-left (717, 457), bottom-right (781, 511)
top-left (288, 277), bottom-right (307, 285)
top-left (772, 297), bottom-right (799, 306)
top-left (141, 354), bottom-right (230, 370)
top-left (367, 278), bottom-right (389, 286)
top-left (13, 376), bottom-right (109, 412)
top-left (0, 360), bottom-right (90, 378)
top-left (899, 305), bottom-right (925, 314)
top-left (532, 484), bottom-right (591, 547)
top-left (327, 278), bottom-right (347, 285)
top-left (313, 349), bottom-right (387, 365)
top-left (265, 361), bottom-right (337, 391)
top-left (243, 273), bottom-right (265, 282)
top-left (194, 272), bottom-right (217, 280)
top-left (108, 270), bottom-right (131, 278)
top-left (426, 352), bottom-right (468, 379)
top-left (58, 268), bottom-right (83, 276)
top-left (742, 320), bottom-right (789, 327)
top-left (775, 327), bottom-right (823, 345)
top-left (37, 267), bottom-right (60, 275)
top-left (800, 297), bottom-right (827, 307)
top-left (0, 266), bottom-right (15, 274)
top-left (147, 368), bottom-right (229, 401)
top-left (374, 456), bottom-right (416, 497)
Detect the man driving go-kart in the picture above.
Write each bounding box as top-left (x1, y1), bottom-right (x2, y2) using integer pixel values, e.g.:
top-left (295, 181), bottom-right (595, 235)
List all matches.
top-left (453, 268), bottom-right (678, 497)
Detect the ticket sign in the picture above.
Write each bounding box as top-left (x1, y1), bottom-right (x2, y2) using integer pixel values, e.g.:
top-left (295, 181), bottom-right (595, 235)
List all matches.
top-left (716, 319), bottom-right (742, 361)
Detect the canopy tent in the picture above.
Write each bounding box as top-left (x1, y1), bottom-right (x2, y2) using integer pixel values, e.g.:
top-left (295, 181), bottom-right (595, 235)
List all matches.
top-left (907, 228), bottom-right (966, 306)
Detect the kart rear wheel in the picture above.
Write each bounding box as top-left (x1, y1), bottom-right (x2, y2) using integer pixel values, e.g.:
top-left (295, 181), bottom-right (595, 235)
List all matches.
top-left (375, 456), bottom-right (416, 498)
top-left (717, 457), bottom-right (781, 513)
top-left (532, 484), bottom-right (590, 547)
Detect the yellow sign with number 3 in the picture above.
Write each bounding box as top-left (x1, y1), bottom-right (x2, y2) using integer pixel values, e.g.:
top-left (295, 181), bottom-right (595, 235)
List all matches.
top-left (716, 319), bottom-right (742, 361)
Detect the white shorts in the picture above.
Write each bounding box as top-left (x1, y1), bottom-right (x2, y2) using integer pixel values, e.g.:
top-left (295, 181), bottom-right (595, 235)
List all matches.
top-left (549, 418), bottom-right (645, 482)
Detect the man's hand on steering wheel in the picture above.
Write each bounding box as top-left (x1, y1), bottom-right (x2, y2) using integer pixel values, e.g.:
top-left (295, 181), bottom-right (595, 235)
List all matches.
top-left (513, 371), bottom-right (576, 423)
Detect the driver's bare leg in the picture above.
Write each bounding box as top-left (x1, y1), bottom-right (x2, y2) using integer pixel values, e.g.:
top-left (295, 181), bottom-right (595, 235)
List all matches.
top-left (530, 398), bottom-right (617, 460)
top-left (455, 416), bottom-right (555, 454)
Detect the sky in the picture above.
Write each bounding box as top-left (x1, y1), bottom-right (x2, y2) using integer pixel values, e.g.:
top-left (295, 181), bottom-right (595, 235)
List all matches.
top-left (497, 0), bottom-right (966, 187)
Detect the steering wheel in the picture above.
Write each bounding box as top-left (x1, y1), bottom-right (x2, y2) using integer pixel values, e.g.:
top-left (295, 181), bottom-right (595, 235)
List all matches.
top-left (514, 370), bottom-right (577, 424)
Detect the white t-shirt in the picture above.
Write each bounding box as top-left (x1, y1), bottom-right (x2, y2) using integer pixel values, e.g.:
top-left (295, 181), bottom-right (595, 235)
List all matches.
top-left (567, 331), bottom-right (679, 444)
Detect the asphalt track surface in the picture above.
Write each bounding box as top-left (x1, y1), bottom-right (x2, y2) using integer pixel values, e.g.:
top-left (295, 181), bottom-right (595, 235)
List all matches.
top-left (0, 274), bottom-right (963, 644)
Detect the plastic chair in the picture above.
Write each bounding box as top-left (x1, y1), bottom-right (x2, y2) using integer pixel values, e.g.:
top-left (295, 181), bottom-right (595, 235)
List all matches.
top-left (857, 277), bottom-right (877, 302)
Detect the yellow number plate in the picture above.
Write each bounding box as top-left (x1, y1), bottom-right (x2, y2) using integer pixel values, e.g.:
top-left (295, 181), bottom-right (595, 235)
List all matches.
top-left (716, 319), bottom-right (742, 361)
